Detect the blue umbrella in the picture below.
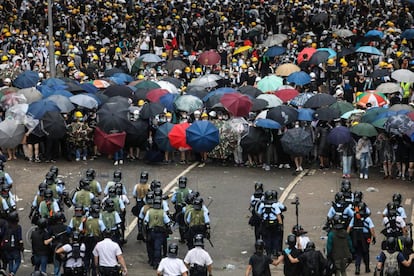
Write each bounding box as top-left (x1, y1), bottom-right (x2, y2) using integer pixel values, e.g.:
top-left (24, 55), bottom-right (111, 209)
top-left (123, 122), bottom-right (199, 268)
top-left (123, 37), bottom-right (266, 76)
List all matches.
top-left (365, 29), bottom-right (384, 38)
top-left (159, 93), bottom-right (177, 112)
top-left (113, 73), bottom-right (134, 83)
top-left (287, 71), bottom-right (311, 86)
top-left (42, 78), bottom-right (66, 87)
top-left (264, 46), bottom-right (286, 57)
top-left (38, 84), bottom-right (68, 98)
top-left (154, 122), bottom-right (175, 152)
top-left (81, 83), bottom-right (98, 94)
top-left (402, 29), bottom-right (414, 39)
top-left (28, 99), bottom-right (60, 119)
top-left (290, 93), bottom-right (314, 107)
top-left (356, 46), bottom-right (382, 56)
top-left (297, 108), bottom-right (315, 121)
top-left (327, 126), bottom-right (352, 145)
top-left (47, 89), bottom-right (73, 98)
top-left (254, 118), bottom-right (281, 129)
top-left (202, 87), bottom-right (237, 102)
top-left (13, 70), bottom-right (39, 88)
top-left (186, 121), bottom-right (219, 152)
top-left (317, 48), bottom-right (337, 58)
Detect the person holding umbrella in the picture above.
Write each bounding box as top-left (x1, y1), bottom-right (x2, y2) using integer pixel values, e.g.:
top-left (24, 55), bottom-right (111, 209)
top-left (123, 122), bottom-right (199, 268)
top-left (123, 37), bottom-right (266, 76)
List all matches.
top-left (355, 136), bottom-right (373, 179)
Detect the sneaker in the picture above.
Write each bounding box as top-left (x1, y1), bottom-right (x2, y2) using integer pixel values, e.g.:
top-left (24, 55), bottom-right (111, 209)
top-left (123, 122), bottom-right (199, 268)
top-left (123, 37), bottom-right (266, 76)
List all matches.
top-left (83, 156), bottom-right (87, 161)
top-left (76, 158), bottom-right (80, 162)
top-left (299, 166), bottom-right (303, 171)
top-left (179, 160), bottom-right (186, 165)
top-left (359, 173), bottom-right (363, 179)
top-left (262, 163), bottom-right (266, 169)
top-left (284, 164), bottom-right (291, 169)
top-left (114, 161), bottom-right (118, 166)
top-left (119, 160), bottom-right (123, 165)
top-left (265, 165), bottom-right (270, 171)
top-left (364, 174), bottom-right (368, 179)
top-left (278, 164), bottom-right (284, 169)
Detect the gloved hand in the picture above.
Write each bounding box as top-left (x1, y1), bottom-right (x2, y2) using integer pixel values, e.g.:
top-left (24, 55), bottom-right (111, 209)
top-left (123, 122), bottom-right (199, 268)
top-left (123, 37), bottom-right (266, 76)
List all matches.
top-left (372, 236), bottom-right (376, 245)
top-left (284, 248), bottom-right (291, 255)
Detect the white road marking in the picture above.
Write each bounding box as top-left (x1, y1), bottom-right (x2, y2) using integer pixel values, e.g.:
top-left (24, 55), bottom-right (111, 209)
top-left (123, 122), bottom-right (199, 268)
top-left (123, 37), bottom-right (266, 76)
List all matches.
top-left (288, 193), bottom-right (297, 200)
top-left (279, 170), bottom-right (308, 204)
top-left (411, 203), bottom-right (414, 230)
top-left (124, 162), bottom-right (199, 238)
top-left (405, 198), bottom-right (411, 206)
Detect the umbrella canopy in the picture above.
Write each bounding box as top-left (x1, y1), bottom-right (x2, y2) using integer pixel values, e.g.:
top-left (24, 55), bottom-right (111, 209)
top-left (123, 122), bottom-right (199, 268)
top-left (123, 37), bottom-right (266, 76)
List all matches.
top-left (327, 126), bottom-right (352, 145)
top-left (165, 60), bottom-right (188, 72)
top-left (385, 114), bottom-right (413, 135)
top-left (341, 109), bottom-right (365, 119)
top-left (372, 118), bottom-right (387, 129)
top-left (389, 104), bottom-right (414, 112)
top-left (112, 73), bottom-right (134, 84)
top-left (154, 122), bottom-right (175, 152)
top-left (104, 68), bottom-right (125, 77)
top-left (350, 122), bottom-right (378, 137)
top-left (256, 94), bottom-right (283, 108)
top-left (139, 102), bottom-right (165, 120)
top-left (135, 80), bottom-right (161, 90)
top-left (70, 94), bottom-right (99, 109)
top-left (355, 46), bottom-right (382, 55)
top-left (264, 46), bottom-right (286, 57)
top-left (275, 63), bottom-right (301, 77)
top-left (186, 121), bottom-right (219, 152)
top-left (146, 89), bottom-right (170, 102)
top-left (94, 127), bottom-right (126, 155)
top-left (375, 82), bottom-right (401, 94)
top-left (28, 99), bottom-right (60, 119)
top-left (312, 12), bottom-right (329, 23)
top-left (156, 80), bottom-right (178, 93)
top-left (190, 74), bottom-right (222, 88)
top-left (0, 119), bottom-right (25, 148)
top-left (313, 106), bottom-right (340, 121)
top-left (125, 119), bottom-right (149, 149)
top-left (97, 101), bottom-right (131, 132)
top-left (92, 80), bottom-right (111, 89)
top-left (254, 118), bottom-right (282, 129)
top-left (262, 33), bottom-right (288, 47)
top-left (104, 85), bottom-right (133, 98)
top-left (266, 105), bottom-right (298, 125)
top-left (281, 127), bottom-right (313, 156)
top-left (309, 50), bottom-right (330, 65)
top-left (203, 87), bottom-right (237, 102)
top-left (186, 86), bottom-right (209, 99)
top-left (238, 85), bottom-right (262, 98)
top-left (64, 82), bottom-right (84, 93)
top-left (329, 101), bottom-right (354, 115)
top-left (175, 95), bottom-right (203, 113)
top-left (42, 78), bottom-right (66, 87)
top-left (287, 71), bottom-right (311, 86)
top-left (162, 77), bottom-right (182, 88)
top-left (402, 28), bottom-right (414, 39)
top-left (274, 89), bottom-right (299, 103)
top-left (317, 48), bottom-right (336, 59)
top-left (356, 92), bottom-right (387, 108)
top-left (81, 83), bottom-right (99, 94)
top-left (47, 95), bottom-right (75, 113)
top-left (370, 69), bottom-right (390, 79)
top-left (220, 92), bottom-right (252, 117)
top-left (233, 45), bottom-right (252, 55)
top-left (40, 111), bottom-right (66, 139)
top-left (139, 53), bottom-right (162, 63)
top-left (251, 98), bottom-right (268, 112)
top-left (334, 28), bottom-right (354, 38)
top-left (290, 92), bottom-right (315, 107)
top-left (16, 87), bottom-right (42, 104)
top-left (303, 93), bottom-right (336, 108)
top-left (257, 75), bottom-right (283, 92)
top-left (168, 122), bottom-right (191, 150)
top-left (5, 103), bottom-right (28, 123)
top-left (198, 50), bottom-right (221, 65)
top-left (13, 70), bottom-right (39, 88)
top-left (1, 93), bottom-right (27, 107)
top-left (240, 126), bottom-right (267, 154)
top-left (360, 107), bottom-right (388, 123)
top-left (297, 108), bottom-right (315, 121)
top-left (297, 48), bottom-right (317, 64)
top-left (159, 93), bottom-right (178, 112)
top-left (391, 69), bottom-right (414, 83)
top-left (365, 29), bottom-right (384, 38)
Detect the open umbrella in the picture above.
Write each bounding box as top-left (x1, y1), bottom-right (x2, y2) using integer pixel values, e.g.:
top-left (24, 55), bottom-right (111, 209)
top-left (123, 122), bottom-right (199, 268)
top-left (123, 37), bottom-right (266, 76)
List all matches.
top-left (312, 12), bottom-right (329, 23)
top-left (290, 92), bottom-right (315, 107)
top-left (233, 45), bottom-right (252, 55)
top-left (240, 126), bottom-right (267, 154)
top-left (16, 87), bottom-right (42, 104)
top-left (40, 111), bottom-right (66, 139)
top-left (262, 34), bottom-right (288, 47)
top-left (356, 46), bottom-right (382, 56)
top-left (391, 69), bottom-right (414, 83)
top-left (92, 80), bottom-right (111, 89)
top-left (104, 68), bottom-right (125, 77)
top-left (385, 114), bottom-right (413, 135)
top-left (165, 60), bottom-right (188, 72)
top-left (257, 75), bottom-right (283, 92)
top-left (251, 98), bottom-right (268, 112)
top-left (266, 105), bottom-right (298, 125)
top-left (287, 71), bottom-right (311, 85)
top-left (94, 127), bottom-right (126, 155)
top-left (174, 95), bottom-right (203, 113)
top-left (13, 70), bottom-right (39, 88)
top-left (356, 92), bottom-right (387, 108)
top-left (104, 85), bottom-right (133, 98)
top-left (360, 107), bottom-right (388, 123)
top-left (220, 92), bottom-right (252, 117)
top-left (70, 94), bottom-right (99, 109)
top-left (159, 93), bottom-right (178, 112)
top-left (186, 86), bottom-right (209, 100)
top-left (297, 48), bottom-right (317, 64)
top-left (168, 122), bottom-right (191, 150)
top-left (186, 121), bottom-right (219, 152)
top-left (281, 127), bottom-right (313, 156)
top-left (42, 78), bottom-right (66, 87)
top-left (256, 94), bottom-right (283, 108)
top-left (135, 80), bottom-right (161, 90)
top-left (264, 46), bottom-right (286, 57)
top-left (372, 118), bottom-right (387, 129)
top-left (1, 93), bottom-right (27, 107)
top-left (125, 119), bottom-right (149, 149)
top-left (297, 108), bottom-right (315, 121)
top-left (389, 104), bottom-right (414, 112)
top-left (303, 93), bottom-right (336, 108)
top-left (309, 50), bottom-right (330, 65)
top-left (313, 106), bottom-right (340, 121)
top-left (334, 28), bottom-right (354, 38)
top-left (274, 89), bottom-right (299, 103)
top-left (327, 126), bottom-right (352, 145)
top-left (329, 101), bottom-right (354, 115)
top-left (370, 69), bottom-right (390, 79)
top-left (156, 80), bottom-right (178, 93)
top-left (275, 63), bottom-right (301, 77)
top-left (365, 29), bottom-right (384, 38)
top-left (341, 109), bottom-right (365, 119)
top-left (0, 119), bottom-right (25, 148)
top-left (203, 87), bottom-right (237, 102)
top-left (139, 53), bottom-right (162, 63)
top-left (198, 50), bottom-right (221, 65)
top-left (154, 122), bottom-right (175, 152)
top-left (146, 89), bottom-right (170, 102)
top-left (350, 122), bottom-right (378, 137)
top-left (162, 77), bottom-right (182, 88)
top-left (47, 95), bottom-right (75, 113)
top-left (190, 74), bottom-right (222, 88)
top-left (28, 99), bottom-right (60, 119)
top-left (238, 86), bottom-right (262, 98)
top-left (254, 118), bottom-right (281, 129)
top-left (81, 83), bottom-right (99, 94)
top-left (140, 102), bottom-right (165, 119)
top-left (97, 101), bottom-right (131, 132)
top-left (5, 103), bottom-right (28, 123)
top-left (375, 82), bottom-right (401, 94)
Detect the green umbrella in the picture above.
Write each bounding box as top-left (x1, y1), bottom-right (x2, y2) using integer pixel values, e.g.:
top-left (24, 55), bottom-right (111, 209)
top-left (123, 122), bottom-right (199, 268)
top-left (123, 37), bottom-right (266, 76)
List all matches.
top-left (135, 80), bottom-right (161, 90)
top-left (174, 95), bottom-right (203, 113)
top-left (350, 122), bottom-right (378, 137)
top-left (329, 101), bottom-right (354, 115)
top-left (371, 118), bottom-right (387, 129)
top-left (257, 75), bottom-right (283, 93)
top-left (360, 107), bottom-right (387, 123)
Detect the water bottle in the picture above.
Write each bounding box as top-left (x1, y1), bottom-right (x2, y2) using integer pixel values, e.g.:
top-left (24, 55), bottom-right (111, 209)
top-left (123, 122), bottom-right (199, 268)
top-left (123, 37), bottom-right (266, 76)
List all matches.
top-left (11, 235), bottom-right (15, 247)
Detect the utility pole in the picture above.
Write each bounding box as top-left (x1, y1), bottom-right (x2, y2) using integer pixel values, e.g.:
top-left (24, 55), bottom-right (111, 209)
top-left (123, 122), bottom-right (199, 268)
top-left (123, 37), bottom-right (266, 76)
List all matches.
top-left (47, 0), bottom-right (56, 77)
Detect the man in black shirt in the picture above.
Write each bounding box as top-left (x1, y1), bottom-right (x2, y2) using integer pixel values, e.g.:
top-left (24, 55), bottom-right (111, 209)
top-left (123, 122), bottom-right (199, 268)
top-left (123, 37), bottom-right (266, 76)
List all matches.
top-left (275, 234), bottom-right (303, 276)
top-left (31, 218), bottom-right (53, 274)
top-left (245, 239), bottom-right (278, 276)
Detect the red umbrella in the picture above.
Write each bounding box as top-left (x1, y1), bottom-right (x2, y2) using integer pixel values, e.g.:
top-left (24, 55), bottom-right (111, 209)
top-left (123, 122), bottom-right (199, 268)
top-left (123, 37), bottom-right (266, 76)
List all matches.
top-left (168, 122), bottom-right (191, 150)
top-left (220, 92), bottom-right (253, 117)
top-left (93, 127), bottom-right (126, 155)
top-left (273, 89), bottom-right (300, 103)
top-left (198, 50), bottom-right (221, 66)
top-left (297, 47), bottom-right (317, 64)
top-left (146, 88), bottom-right (170, 102)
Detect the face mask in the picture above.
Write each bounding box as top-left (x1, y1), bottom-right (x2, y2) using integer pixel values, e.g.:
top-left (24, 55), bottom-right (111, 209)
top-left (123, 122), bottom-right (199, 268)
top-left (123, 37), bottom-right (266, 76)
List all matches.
top-left (166, 118), bottom-right (172, 122)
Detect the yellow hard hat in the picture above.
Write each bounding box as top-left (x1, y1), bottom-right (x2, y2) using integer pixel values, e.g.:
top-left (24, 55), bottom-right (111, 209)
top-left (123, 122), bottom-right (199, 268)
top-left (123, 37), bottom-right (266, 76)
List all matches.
top-left (341, 61), bottom-right (348, 67)
top-left (251, 22), bottom-right (256, 27)
top-left (92, 54), bottom-right (99, 61)
top-left (201, 112), bottom-right (208, 118)
top-left (68, 44), bottom-right (74, 49)
top-left (69, 53), bottom-right (75, 58)
top-left (173, 50), bottom-right (179, 56)
top-left (5, 32), bottom-right (11, 37)
top-left (68, 61), bottom-right (75, 67)
top-left (115, 47), bottom-right (122, 53)
top-left (175, 15), bottom-right (180, 19)
top-left (8, 49), bottom-right (16, 55)
top-left (157, 25), bottom-right (163, 30)
top-left (137, 74), bottom-right (144, 80)
top-left (195, 67), bottom-right (202, 73)
top-left (99, 48), bottom-right (106, 53)
top-left (55, 50), bottom-right (61, 56)
top-left (74, 111), bottom-right (83, 118)
top-left (138, 99), bottom-right (145, 106)
top-left (65, 33), bottom-right (72, 38)
top-left (396, 51), bottom-right (403, 58)
top-left (231, 58), bottom-right (237, 63)
top-left (165, 112), bottom-right (172, 117)
top-left (251, 57), bottom-right (258, 62)
top-left (241, 64), bottom-right (248, 69)
top-left (1, 56), bottom-right (8, 62)
top-left (184, 67), bottom-right (191, 73)
top-left (311, 42), bottom-right (317, 49)
top-left (402, 38), bottom-right (408, 45)
top-left (327, 59), bottom-right (334, 65)
top-left (54, 41), bottom-right (60, 47)
top-left (161, 52), bottom-right (167, 58)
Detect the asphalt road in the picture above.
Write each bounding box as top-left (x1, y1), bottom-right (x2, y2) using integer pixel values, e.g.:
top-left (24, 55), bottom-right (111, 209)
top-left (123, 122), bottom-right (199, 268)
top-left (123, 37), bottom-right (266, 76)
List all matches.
top-left (6, 158), bottom-right (414, 275)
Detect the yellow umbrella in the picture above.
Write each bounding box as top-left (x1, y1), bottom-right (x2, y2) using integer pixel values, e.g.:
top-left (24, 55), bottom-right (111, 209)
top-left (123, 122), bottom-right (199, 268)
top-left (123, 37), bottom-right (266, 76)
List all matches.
top-left (233, 45), bottom-right (252, 55)
top-left (275, 63), bottom-right (301, 76)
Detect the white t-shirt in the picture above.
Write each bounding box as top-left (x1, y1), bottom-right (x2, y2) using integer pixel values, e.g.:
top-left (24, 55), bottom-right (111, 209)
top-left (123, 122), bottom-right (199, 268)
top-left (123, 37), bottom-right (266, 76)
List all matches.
top-left (157, 257), bottom-right (188, 276)
top-left (382, 216), bottom-right (406, 234)
top-left (92, 238), bottom-right (122, 267)
top-left (184, 246), bottom-right (213, 267)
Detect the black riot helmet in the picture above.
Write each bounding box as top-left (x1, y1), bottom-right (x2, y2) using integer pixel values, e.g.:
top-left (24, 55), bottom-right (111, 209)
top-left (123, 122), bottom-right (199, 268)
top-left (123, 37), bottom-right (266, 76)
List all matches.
top-left (254, 182), bottom-right (264, 192)
top-left (44, 188), bottom-right (53, 199)
top-left (72, 231), bottom-right (81, 243)
top-left (8, 210), bottom-right (19, 222)
top-left (153, 196), bottom-right (162, 209)
top-left (90, 204), bottom-right (101, 218)
top-left (86, 168), bottom-right (96, 180)
top-left (255, 239), bottom-right (265, 252)
top-left (305, 241), bottom-right (316, 252)
top-left (115, 182), bottom-right (123, 195)
top-left (38, 182), bottom-right (48, 195)
top-left (271, 190), bottom-right (278, 201)
top-left (340, 179), bottom-right (351, 193)
top-left (108, 186), bottom-right (116, 197)
top-left (332, 214), bottom-right (345, 230)
top-left (54, 211), bottom-right (66, 223)
top-left (91, 197), bottom-right (101, 206)
top-left (292, 224), bottom-right (307, 236)
top-left (286, 234), bottom-right (296, 248)
top-left (178, 176), bottom-right (187, 188)
top-left (355, 201), bottom-right (367, 216)
top-left (392, 193), bottom-right (402, 206)
top-left (74, 204), bottom-right (85, 217)
top-left (79, 178), bottom-right (90, 190)
top-left (193, 198), bottom-right (202, 210)
top-left (113, 169), bottom-right (122, 181)
top-left (104, 198), bottom-right (115, 212)
top-left (45, 171), bottom-right (55, 185)
top-left (37, 217), bottom-right (48, 229)
top-left (353, 191), bottom-right (363, 204)
top-left (168, 243), bottom-right (179, 257)
top-left (154, 187), bottom-right (163, 197)
top-left (387, 202), bottom-right (398, 217)
top-left (264, 190), bottom-right (274, 201)
top-left (150, 180), bottom-right (162, 191)
top-left (193, 234), bottom-right (204, 247)
top-left (386, 236), bottom-right (397, 251)
top-left (49, 165), bottom-right (59, 178)
top-left (140, 171), bottom-right (149, 183)
top-left (103, 228), bottom-right (113, 238)
top-left (334, 192), bottom-right (345, 204)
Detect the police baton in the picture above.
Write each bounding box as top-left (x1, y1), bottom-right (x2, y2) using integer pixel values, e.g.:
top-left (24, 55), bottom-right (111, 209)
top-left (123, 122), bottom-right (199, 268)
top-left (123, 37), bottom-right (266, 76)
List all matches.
top-left (206, 196), bottom-right (213, 209)
top-left (291, 196), bottom-right (300, 228)
top-left (207, 237), bottom-right (214, 248)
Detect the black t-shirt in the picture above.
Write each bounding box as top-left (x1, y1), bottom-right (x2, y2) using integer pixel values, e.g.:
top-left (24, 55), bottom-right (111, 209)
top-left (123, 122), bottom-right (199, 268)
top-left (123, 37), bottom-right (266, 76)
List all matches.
top-left (283, 247), bottom-right (303, 276)
top-left (248, 252), bottom-right (272, 276)
top-left (31, 228), bottom-right (51, 256)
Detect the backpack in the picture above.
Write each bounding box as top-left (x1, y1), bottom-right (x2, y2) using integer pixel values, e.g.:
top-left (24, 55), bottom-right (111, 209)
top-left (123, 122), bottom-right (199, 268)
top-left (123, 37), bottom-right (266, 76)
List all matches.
top-left (383, 251), bottom-right (400, 276)
top-left (70, 243), bottom-right (81, 260)
top-left (306, 251), bottom-right (320, 275)
top-left (2, 225), bottom-right (18, 249)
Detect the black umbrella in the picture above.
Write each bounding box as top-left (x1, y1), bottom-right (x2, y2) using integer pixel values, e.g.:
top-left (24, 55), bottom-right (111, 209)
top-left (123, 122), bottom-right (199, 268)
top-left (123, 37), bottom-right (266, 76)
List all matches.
top-left (303, 93), bottom-right (336, 108)
top-left (309, 51), bottom-right (330, 65)
top-left (266, 105), bottom-right (298, 125)
top-left (205, 94), bottom-right (223, 109)
top-left (134, 88), bottom-right (152, 101)
top-left (64, 82), bottom-right (84, 93)
top-left (165, 60), bottom-right (188, 73)
top-left (312, 12), bottom-right (329, 23)
top-left (370, 69), bottom-right (390, 78)
top-left (251, 98), bottom-right (268, 112)
top-left (238, 85), bottom-right (263, 98)
top-left (186, 86), bottom-right (209, 99)
top-left (139, 102), bottom-right (165, 119)
top-left (162, 77), bottom-right (182, 88)
top-left (313, 106), bottom-right (340, 121)
top-left (104, 85), bottom-right (133, 98)
top-left (281, 127), bottom-right (313, 156)
top-left (104, 68), bottom-right (125, 77)
top-left (337, 47), bottom-right (355, 58)
top-left (240, 126), bottom-right (267, 154)
top-left (125, 119), bottom-right (149, 149)
top-left (40, 111), bottom-right (67, 139)
top-left (97, 101), bottom-right (131, 132)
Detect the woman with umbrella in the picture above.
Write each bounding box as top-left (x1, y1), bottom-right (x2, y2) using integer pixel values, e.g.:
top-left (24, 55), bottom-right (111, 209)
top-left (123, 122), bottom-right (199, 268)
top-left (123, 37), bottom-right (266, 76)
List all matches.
top-left (337, 138), bottom-right (356, 179)
top-left (315, 121), bottom-right (332, 169)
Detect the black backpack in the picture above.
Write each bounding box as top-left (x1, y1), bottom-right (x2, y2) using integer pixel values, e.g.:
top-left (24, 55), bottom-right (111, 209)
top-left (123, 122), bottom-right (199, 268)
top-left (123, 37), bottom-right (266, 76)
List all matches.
top-left (70, 243), bottom-right (81, 260)
top-left (1, 225), bottom-right (18, 250)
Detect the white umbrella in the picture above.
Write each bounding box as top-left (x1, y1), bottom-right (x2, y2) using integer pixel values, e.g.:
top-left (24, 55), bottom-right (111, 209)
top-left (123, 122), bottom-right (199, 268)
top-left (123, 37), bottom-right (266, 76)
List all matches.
top-left (156, 80), bottom-right (178, 93)
top-left (190, 74), bottom-right (222, 88)
top-left (391, 69), bottom-right (414, 83)
top-left (139, 53), bottom-right (162, 63)
top-left (262, 33), bottom-right (288, 47)
top-left (375, 82), bottom-right (401, 94)
top-left (256, 94), bottom-right (283, 108)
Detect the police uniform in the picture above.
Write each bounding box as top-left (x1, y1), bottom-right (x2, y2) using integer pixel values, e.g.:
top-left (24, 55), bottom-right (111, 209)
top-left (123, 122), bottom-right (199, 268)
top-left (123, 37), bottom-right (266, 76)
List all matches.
top-left (133, 182), bottom-right (150, 239)
top-left (72, 189), bottom-right (95, 207)
top-left (382, 215), bottom-right (406, 237)
top-left (184, 246), bottom-right (213, 276)
top-left (249, 192), bottom-right (263, 241)
top-left (38, 199), bottom-right (60, 219)
top-left (100, 210), bottom-right (122, 244)
top-left (327, 203), bottom-right (354, 224)
top-left (348, 215), bottom-right (375, 272)
top-left (93, 238), bottom-right (125, 275)
top-left (185, 206), bottom-right (210, 249)
top-left (157, 256), bottom-right (188, 276)
top-left (383, 206), bottom-right (407, 220)
top-left (58, 242), bottom-right (86, 275)
top-left (258, 201), bottom-right (282, 255)
top-left (104, 181), bottom-right (127, 196)
top-left (89, 179), bottom-right (102, 197)
top-left (82, 215), bottom-right (106, 275)
top-left (171, 187), bottom-right (191, 242)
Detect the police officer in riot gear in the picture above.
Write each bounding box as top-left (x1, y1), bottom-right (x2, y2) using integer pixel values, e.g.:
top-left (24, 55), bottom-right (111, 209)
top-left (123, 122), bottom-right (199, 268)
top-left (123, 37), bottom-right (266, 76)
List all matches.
top-left (85, 168), bottom-right (102, 197)
top-left (101, 198), bottom-right (123, 246)
top-left (72, 178), bottom-right (95, 209)
top-left (184, 234), bottom-right (213, 276)
top-left (340, 179), bottom-right (353, 205)
top-left (249, 182), bottom-right (264, 241)
top-left (185, 197), bottom-right (210, 250)
top-left (171, 176), bottom-right (191, 243)
top-left (326, 192), bottom-right (354, 231)
top-left (133, 171), bottom-right (150, 240)
top-left (55, 231), bottom-right (86, 276)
